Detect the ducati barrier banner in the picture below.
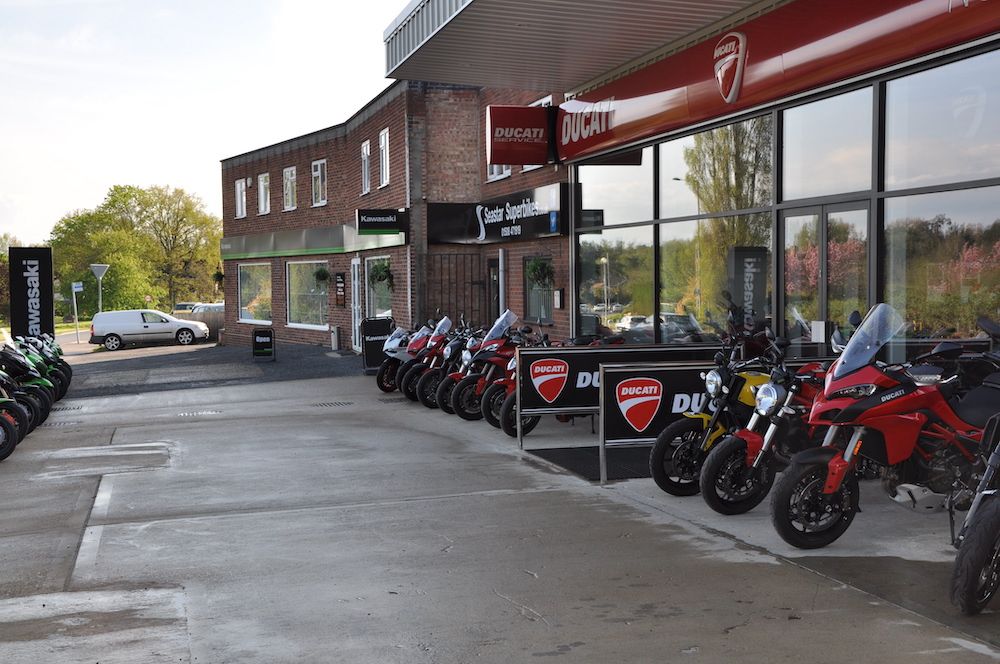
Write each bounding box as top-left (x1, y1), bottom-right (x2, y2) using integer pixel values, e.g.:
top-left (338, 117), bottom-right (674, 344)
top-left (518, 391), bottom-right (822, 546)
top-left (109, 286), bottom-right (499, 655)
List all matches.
top-left (599, 362), bottom-right (714, 446)
top-left (516, 344), bottom-right (721, 414)
top-left (8, 247), bottom-right (55, 338)
top-left (361, 317), bottom-right (394, 374)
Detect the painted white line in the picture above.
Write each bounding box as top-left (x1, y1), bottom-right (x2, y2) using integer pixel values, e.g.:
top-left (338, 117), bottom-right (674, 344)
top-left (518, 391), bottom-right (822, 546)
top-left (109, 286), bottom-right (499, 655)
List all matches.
top-left (91, 475), bottom-right (113, 522)
top-left (73, 525), bottom-right (103, 575)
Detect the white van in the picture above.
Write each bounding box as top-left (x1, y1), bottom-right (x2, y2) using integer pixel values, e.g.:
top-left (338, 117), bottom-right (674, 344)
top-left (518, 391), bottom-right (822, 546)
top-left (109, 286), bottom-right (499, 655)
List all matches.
top-left (89, 309), bottom-right (210, 351)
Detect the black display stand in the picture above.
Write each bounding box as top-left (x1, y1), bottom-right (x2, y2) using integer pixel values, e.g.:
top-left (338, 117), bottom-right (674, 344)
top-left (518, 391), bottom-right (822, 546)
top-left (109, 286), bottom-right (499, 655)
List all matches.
top-left (360, 317), bottom-right (394, 375)
top-left (252, 328), bottom-right (275, 361)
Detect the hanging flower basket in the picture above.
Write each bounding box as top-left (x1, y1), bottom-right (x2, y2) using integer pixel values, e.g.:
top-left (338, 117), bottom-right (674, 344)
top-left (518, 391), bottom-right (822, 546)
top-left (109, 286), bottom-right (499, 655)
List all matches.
top-left (368, 261), bottom-right (395, 291)
top-left (314, 267), bottom-right (331, 282)
top-left (212, 269), bottom-right (225, 284)
top-left (525, 257), bottom-right (554, 288)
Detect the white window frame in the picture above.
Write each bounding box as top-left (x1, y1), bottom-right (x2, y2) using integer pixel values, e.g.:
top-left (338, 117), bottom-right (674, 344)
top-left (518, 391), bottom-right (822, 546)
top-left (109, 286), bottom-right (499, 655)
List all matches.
top-left (237, 262), bottom-right (272, 325)
top-left (378, 128), bottom-right (390, 187)
top-left (258, 173), bottom-right (270, 215)
top-left (487, 163), bottom-right (512, 181)
top-left (234, 178), bottom-right (247, 219)
top-left (365, 254), bottom-right (392, 318)
top-left (361, 140), bottom-right (371, 195)
top-left (285, 260), bottom-right (330, 331)
top-left (521, 95), bottom-right (553, 172)
top-left (311, 159), bottom-right (327, 207)
top-left (283, 166), bottom-right (297, 211)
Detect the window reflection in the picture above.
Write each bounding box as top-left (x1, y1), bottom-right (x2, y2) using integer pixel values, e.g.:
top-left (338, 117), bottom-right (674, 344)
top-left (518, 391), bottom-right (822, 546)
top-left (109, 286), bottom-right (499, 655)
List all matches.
top-left (885, 187), bottom-right (1000, 338)
top-left (783, 88), bottom-right (872, 200)
top-left (827, 209), bottom-right (868, 333)
top-left (682, 115), bottom-right (773, 215)
top-left (659, 214), bottom-right (772, 343)
top-left (579, 227), bottom-right (654, 343)
top-left (886, 50), bottom-right (1000, 190)
top-left (784, 213), bottom-right (821, 341)
top-left (578, 147), bottom-right (653, 226)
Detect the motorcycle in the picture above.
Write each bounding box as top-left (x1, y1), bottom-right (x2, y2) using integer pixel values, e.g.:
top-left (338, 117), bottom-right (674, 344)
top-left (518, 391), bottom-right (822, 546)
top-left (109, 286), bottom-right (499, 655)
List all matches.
top-left (392, 324), bottom-right (435, 390)
top-left (699, 331), bottom-right (826, 514)
top-left (449, 310), bottom-right (523, 421)
top-left (770, 303), bottom-right (1000, 549)
top-left (375, 327), bottom-right (411, 393)
top-left (434, 333), bottom-right (485, 415)
top-left (648, 330), bottom-right (771, 496)
top-left (399, 316), bottom-right (453, 401)
top-left (1, 343), bottom-right (57, 419)
top-left (952, 412), bottom-right (1000, 615)
top-left (481, 331), bottom-right (553, 430)
top-left (416, 321), bottom-right (482, 409)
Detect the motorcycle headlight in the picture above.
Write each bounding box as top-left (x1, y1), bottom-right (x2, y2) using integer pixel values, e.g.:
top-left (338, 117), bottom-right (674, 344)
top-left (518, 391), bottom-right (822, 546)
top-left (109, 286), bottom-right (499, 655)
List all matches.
top-left (754, 383), bottom-right (786, 416)
top-left (461, 350), bottom-right (472, 364)
top-left (507, 357), bottom-right (517, 371)
top-left (830, 384), bottom-right (877, 400)
top-left (704, 370), bottom-right (724, 398)
top-left (443, 346), bottom-right (453, 359)
top-left (466, 337), bottom-right (477, 349)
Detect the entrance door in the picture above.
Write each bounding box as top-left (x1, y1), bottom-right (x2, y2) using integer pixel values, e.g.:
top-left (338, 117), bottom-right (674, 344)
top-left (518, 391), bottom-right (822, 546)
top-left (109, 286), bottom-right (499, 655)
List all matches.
top-left (487, 259), bottom-right (500, 323)
top-left (781, 202), bottom-right (869, 346)
top-left (351, 257), bottom-right (362, 352)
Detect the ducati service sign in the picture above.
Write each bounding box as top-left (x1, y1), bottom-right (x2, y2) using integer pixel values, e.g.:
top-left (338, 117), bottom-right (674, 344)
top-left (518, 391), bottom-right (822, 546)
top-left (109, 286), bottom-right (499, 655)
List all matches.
top-left (713, 31), bottom-right (747, 104)
top-left (615, 378), bottom-right (663, 433)
top-left (530, 359), bottom-right (569, 404)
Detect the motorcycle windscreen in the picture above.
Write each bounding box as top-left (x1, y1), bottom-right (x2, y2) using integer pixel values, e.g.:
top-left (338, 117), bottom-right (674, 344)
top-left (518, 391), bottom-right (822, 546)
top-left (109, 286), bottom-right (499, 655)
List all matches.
top-left (433, 316), bottom-right (453, 336)
top-left (485, 309), bottom-right (518, 342)
top-left (834, 303), bottom-right (905, 379)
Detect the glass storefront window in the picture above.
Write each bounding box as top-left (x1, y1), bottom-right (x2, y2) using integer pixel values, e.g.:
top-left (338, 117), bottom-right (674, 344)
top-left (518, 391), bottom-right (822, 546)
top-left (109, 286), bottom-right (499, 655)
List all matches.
top-left (679, 115), bottom-right (773, 215)
top-left (885, 186), bottom-right (1000, 338)
top-left (782, 88), bottom-right (872, 200)
top-left (578, 147), bottom-right (653, 226)
top-left (579, 226), bottom-right (654, 343)
top-left (783, 213), bottom-right (821, 341)
top-left (659, 214), bottom-right (772, 342)
top-left (658, 136), bottom-right (701, 218)
top-left (366, 257), bottom-right (392, 318)
top-left (827, 208), bottom-right (868, 332)
top-left (287, 261), bottom-right (328, 327)
top-left (886, 49), bottom-right (1000, 190)
top-left (238, 263), bottom-right (271, 323)
top-left (524, 257), bottom-right (554, 323)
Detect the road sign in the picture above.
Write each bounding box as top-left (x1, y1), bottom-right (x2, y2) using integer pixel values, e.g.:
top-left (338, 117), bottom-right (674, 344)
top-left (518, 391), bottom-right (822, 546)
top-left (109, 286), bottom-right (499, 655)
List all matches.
top-left (72, 282), bottom-right (83, 293)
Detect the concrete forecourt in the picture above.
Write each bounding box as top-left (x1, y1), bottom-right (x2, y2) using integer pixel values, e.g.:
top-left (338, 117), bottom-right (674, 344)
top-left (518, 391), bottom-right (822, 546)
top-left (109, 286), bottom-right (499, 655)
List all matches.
top-left (0, 336), bottom-right (996, 663)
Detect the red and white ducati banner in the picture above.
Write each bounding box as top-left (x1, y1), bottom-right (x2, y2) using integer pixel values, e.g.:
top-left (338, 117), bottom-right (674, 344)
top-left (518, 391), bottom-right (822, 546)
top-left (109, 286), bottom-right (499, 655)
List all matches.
top-left (615, 377), bottom-right (663, 433)
top-left (530, 358), bottom-right (569, 404)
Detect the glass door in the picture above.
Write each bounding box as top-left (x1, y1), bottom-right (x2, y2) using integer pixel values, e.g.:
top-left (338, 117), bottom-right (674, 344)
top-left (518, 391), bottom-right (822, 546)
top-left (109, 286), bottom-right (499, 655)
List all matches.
top-left (781, 203), bottom-right (868, 350)
top-left (351, 257), bottom-right (362, 352)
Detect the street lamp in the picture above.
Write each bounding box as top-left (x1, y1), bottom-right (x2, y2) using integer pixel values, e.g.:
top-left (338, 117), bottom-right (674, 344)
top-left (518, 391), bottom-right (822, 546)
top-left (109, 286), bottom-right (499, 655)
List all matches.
top-left (90, 264), bottom-right (109, 312)
top-left (598, 255), bottom-right (610, 317)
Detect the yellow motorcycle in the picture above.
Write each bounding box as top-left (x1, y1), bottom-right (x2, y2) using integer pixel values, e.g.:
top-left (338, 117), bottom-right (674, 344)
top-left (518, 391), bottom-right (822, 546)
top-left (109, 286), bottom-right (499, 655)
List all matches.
top-left (649, 332), bottom-right (771, 496)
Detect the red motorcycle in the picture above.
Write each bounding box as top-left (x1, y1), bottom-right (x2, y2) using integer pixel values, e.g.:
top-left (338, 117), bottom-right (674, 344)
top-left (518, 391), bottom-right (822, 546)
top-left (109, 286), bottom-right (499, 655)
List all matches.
top-left (770, 304), bottom-right (1000, 549)
top-left (450, 310), bottom-right (526, 421)
top-left (399, 316), bottom-right (453, 401)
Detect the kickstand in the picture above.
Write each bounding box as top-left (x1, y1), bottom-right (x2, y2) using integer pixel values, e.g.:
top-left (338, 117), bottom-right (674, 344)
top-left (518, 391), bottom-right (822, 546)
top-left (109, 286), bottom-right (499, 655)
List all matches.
top-left (948, 496), bottom-right (957, 546)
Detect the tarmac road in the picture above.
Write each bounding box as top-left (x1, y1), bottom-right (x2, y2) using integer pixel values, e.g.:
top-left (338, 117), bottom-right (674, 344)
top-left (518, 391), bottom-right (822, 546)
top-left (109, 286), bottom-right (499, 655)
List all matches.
top-left (0, 338), bottom-right (997, 662)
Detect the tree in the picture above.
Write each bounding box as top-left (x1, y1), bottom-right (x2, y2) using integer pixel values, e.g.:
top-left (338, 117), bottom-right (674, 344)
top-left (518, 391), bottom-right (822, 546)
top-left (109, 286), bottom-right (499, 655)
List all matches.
top-left (0, 233), bottom-right (20, 323)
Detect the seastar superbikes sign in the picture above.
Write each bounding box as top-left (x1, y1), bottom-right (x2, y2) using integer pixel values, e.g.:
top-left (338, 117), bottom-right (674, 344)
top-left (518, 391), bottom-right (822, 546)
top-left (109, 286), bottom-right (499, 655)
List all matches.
top-left (426, 183), bottom-right (573, 245)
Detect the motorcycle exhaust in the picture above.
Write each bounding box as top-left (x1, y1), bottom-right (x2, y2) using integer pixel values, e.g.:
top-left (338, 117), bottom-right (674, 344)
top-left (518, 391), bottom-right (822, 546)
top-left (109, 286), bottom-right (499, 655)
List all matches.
top-left (891, 483), bottom-right (947, 512)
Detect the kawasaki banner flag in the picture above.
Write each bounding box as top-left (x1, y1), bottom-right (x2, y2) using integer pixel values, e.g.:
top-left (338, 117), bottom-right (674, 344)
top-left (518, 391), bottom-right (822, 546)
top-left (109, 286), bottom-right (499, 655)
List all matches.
top-left (8, 247), bottom-right (55, 337)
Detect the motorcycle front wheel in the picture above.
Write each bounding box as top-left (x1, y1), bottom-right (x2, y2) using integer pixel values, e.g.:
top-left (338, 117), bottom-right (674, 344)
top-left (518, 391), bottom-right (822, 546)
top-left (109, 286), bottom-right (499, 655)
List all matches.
top-left (649, 418), bottom-right (707, 496)
top-left (700, 435), bottom-right (775, 515)
top-left (952, 499), bottom-right (1000, 615)
top-left (400, 364), bottom-right (427, 402)
top-left (770, 461), bottom-right (858, 549)
top-left (451, 375), bottom-right (485, 421)
top-left (481, 384), bottom-right (508, 429)
top-left (499, 392), bottom-right (539, 438)
top-left (376, 359), bottom-right (399, 393)
top-left (435, 376), bottom-right (459, 415)
top-left (416, 369), bottom-right (443, 408)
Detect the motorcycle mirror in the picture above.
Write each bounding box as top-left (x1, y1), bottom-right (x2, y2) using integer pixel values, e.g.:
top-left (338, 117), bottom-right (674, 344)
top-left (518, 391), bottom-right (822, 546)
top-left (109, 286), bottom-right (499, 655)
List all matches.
top-left (713, 351), bottom-right (726, 365)
top-left (848, 310), bottom-right (863, 327)
top-left (916, 340), bottom-right (963, 363)
top-left (765, 327), bottom-right (775, 341)
top-left (830, 328), bottom-right (847, 354)
top-left (519, 325), bottom-right (533, 335)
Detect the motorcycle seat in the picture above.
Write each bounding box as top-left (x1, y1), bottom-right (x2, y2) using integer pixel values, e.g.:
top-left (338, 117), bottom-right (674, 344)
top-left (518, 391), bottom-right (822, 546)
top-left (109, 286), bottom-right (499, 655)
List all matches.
top-left (954, 372), bottom-right (1000, 429)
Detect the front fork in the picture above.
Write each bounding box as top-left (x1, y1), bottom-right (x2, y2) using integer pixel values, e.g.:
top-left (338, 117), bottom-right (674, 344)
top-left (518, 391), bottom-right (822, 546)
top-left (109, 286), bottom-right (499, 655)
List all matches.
top-left (748, 389), bottom-right (799, 468)
top-left (821, 427), bottom-right (863, 494)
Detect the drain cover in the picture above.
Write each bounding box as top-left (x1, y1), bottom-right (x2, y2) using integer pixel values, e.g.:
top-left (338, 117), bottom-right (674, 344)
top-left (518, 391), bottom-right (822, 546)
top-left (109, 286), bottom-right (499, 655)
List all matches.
top-left (312, 402), bottom-right (354, 408)
top-left (176, 410), bottom-right (221, 417)
top-left (377, 397), bottom-right (406, 403)
top-left (51, 406), bottom-right (84, 412)
top-left (40, 421), bottom-right (81, 427)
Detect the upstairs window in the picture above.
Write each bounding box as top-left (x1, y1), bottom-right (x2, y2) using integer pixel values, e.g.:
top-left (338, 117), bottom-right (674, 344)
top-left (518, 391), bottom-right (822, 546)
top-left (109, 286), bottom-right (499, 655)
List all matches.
top-left (361, 141), bottom-right (371, 195)
top-left (234, 179), bottom-right (247, 218)
top-left (522, 95), bottom-right (553, 172)
top-left (312, 159), bottom-right (327, 206)
top-left (258, 173), bottom-right (270, 215)
top-left (488, 163), bottom-right (512, 181)
top-left (379, 128), bottom-right (390, 187)
top-left (283, 166), bottom-right (296, 211)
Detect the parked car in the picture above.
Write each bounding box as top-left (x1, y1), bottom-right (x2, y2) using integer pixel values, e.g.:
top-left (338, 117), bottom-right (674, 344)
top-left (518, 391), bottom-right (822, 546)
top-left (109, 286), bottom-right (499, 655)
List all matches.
top-left (188, 303), bottom-right (225, 340)
top-left (172, 302), bottom-right (202, 316)
top-left (89, 309), bottom-right (210, 351)
top-left (615, 315), bottom-right (648, 332)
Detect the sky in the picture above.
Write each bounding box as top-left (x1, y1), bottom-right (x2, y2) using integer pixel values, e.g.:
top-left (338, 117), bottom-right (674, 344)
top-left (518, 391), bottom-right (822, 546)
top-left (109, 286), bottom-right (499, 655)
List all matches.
top-left (0, 0), bottom-right (405, 245)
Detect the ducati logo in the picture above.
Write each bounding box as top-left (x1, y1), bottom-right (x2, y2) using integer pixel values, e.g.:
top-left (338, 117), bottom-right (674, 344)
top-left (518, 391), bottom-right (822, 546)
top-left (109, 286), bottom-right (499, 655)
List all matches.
top-left (530, 359), bottom-right (569, 404)
top-left (713, 31), bottom-right (747, 104)
top-left (616, 378), bottom-right (663, 433)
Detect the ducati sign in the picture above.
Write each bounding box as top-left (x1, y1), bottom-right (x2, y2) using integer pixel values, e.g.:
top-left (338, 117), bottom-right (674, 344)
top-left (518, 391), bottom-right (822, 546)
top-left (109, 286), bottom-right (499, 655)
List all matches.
top-left (713, 31), bottom-right (747, 104)
top-left (530, 359), bottom-right (569, 404)
top-left (615, 378), bottom-right (663, 433)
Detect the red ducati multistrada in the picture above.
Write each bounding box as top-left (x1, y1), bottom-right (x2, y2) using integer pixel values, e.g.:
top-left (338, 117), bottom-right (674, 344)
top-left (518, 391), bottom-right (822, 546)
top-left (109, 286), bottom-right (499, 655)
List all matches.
top-left (771, 303), bottom-right (1000, 549)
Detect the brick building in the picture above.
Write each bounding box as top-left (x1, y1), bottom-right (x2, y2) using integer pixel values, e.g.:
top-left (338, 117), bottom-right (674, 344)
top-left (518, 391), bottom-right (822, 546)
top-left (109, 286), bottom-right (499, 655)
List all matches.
top-left (220, 81), bottom-right (570, 350)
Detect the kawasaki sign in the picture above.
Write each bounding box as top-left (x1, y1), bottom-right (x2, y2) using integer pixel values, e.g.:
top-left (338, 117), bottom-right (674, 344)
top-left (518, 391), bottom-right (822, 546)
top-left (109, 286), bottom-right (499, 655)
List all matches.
top-left (8, 247), bottom-right (55, 337)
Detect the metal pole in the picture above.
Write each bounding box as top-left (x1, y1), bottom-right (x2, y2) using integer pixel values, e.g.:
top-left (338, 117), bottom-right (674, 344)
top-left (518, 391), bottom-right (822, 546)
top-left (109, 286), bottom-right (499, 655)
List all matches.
top-left (599, 366), bottom-right (608, 485)
top-left (97, 276), bottom-right (103, 312)
top-left (498, 248), bottom-right (506, 314)
top-left (72, 291), bottom-right (80, 344)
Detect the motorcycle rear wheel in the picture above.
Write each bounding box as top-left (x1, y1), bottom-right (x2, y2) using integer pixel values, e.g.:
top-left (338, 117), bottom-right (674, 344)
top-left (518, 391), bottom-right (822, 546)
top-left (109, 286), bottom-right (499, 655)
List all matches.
top-left (395, 358), bottom-right (420, 391)
top-left (400, 364), bottom-right (427, 402)
top-left (15, 393), bottom-right (41, 434)
top-left (435, 376), bottom-right (458, 415)
top-left (952, 499), bottom-right (1000, 615)
top-left (649, 418), bottom-right (706, 496)
top-left (0, 412), bottom-right (18, 461)
top-left (451, 375), bottom-right (485, 421)
top-left (416, 369), bottom-right (443, 409)
top-left (376, 359), bottom-right (399, 393)
top-left (770, 461), bottom-right (858, 549)
top-left (1, 403), bottom-right (29, 444)
top-left (499, 392), bottom-right (539, 438)
top-left (699, 435), bottom-right (775, 515)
